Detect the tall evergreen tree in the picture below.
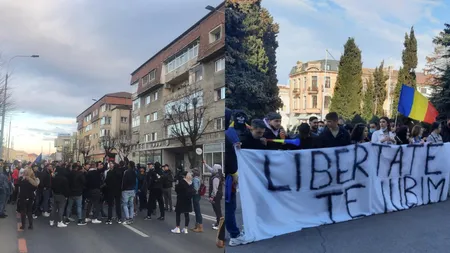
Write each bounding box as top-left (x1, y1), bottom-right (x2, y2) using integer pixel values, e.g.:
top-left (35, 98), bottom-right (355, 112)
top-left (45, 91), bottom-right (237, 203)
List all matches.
top-left (225, 0), bottom-right (282, 119)
top-left (391, 27), bottom-right (418, 116)
top-left (373, 61), bottom-right (389, 116)
top-left (362, 76), bottom-right (375, 121)
top-left (431, 24), bottom-right (450, 119)
top-left (329, 38), bottom-right (363, 119)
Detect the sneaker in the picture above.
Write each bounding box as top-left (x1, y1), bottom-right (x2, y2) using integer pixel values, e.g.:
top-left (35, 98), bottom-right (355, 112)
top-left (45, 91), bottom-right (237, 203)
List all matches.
top-left (91, 219), bottom-right (102, 224)
top-left (57, 222), bottom-right (67, 228)
top-left (105, 220), bottom-right (112, 225)
top-left (77, 220), bottom-right (87, 226)
top-left (43, 212), bottom-right (50, 217)
top-left (68, 217), bottom-right (75, 222)
top-left (212, 224), bottom-right (219, 230)
top-left (117, 220), bottom-right (123, 224)
top-left (182, 228), bottom-right (188, 234)
top-left (157, 216), bottom-right (165, 221)
top-left (171, 227), bottom-right (181, 234)
top-left (49, 220), bottom-right (54, 226)
top-left (229, 235), bottom-right (250, 247)
top-left (32, 215), bottom-right (38, 219)
top-left (144, 216), bottom-right (152, 220)
top-left (85, 218), bottom-right (92, 223)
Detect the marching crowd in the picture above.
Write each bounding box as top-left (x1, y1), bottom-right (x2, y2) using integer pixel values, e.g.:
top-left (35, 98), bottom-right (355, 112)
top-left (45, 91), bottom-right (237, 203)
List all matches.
top-left (222, 109), bottom-right (450, 247)
top-left (0, 159), bottom-right (224, 236)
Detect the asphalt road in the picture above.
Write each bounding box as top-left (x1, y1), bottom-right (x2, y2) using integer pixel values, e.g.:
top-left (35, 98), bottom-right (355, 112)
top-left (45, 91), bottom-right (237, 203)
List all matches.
top-left (0, 196), bottom-right (222, 253)
top-left (226, 200), bottom-right (450, 253)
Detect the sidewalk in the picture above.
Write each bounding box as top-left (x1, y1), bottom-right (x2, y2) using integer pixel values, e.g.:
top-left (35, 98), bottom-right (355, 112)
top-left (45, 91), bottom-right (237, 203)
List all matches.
top-left (227, 200), bottom-right (450, 253)
top-left (0, 205), bottom-right (18, 253)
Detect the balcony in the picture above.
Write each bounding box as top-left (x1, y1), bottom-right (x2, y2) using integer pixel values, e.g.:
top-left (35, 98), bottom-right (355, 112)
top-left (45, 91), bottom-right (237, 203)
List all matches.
top-left (164, 58), bottom-right (197, 85)
top-left (308, 86), bottom-right (318, 94)
top-left (293, 88), bottom-right (300, 94)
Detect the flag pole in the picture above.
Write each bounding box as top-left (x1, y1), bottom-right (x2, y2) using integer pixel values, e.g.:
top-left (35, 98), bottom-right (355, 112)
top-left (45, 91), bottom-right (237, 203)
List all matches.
top-left (394, 111), bottom-right (398, 127)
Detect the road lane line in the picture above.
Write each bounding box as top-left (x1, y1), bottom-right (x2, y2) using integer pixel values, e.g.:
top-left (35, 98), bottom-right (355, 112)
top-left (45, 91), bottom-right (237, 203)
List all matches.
top-left (18, 238), bottom-right (27, 253)
top-left (123, 224), bottom-right (149, 237)
top-left (188, 212), bottom-right (216, 222)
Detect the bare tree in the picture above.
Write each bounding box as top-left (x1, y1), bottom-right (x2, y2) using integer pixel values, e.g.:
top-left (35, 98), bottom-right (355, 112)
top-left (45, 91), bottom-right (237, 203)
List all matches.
top-left (100, 134), bottom-right (117, 160)
top-left (61, 146), bottom-right (73, 163)
top-left (115, 132), bottom-right (133, 161)
top-left (78, 138), bottom-right (92, 164)
top-left (163, 84), bottom-right (213, 168)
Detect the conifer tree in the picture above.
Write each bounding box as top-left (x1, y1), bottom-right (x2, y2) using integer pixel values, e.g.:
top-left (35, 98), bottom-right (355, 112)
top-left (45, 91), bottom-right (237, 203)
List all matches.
top-left (329, 38), bottom-right (363, 119)
top-left (431, 24), bottom-right (450, 118)
top-left (362, 76), bottom-right (375, 121)
top-left (373, 61), bottom-right (389, 116)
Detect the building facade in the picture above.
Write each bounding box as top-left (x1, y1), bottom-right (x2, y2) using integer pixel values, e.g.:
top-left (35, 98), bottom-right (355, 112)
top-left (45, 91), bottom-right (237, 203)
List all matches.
top-left (129, 2), bottom-right (225, 174)
top-left (277, 85), bottom-right (293, 130)
top-left (289, 59), bottom-right (434, 121)
top-left (76, 92), bottom-right (132, 163)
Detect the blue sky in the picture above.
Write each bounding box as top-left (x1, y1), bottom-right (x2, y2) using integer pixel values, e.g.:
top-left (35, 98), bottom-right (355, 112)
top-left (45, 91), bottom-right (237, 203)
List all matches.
top-left (0, 0), bottom-right (222, 154)
top-left (262, 0), bottom-right (449, 85)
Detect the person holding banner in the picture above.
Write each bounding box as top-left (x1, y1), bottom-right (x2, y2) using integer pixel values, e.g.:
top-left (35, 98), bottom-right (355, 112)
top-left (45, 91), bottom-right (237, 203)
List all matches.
top-left (409, 125), bottom-right (425, 144)
top-left (350, 123), bottom-right (369, 144)
top-left (370, 117), bottom-right (396, 144)
top-left (263, 112), bottom-right (288, 150)
top-left (318, 112), bottom-right (351, 148)
top-left (240, 120), bottom-right (269, 150)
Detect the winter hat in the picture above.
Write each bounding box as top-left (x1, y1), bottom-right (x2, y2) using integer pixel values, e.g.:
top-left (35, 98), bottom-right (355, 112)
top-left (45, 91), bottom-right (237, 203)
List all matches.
top-left (213, 164), bottom-right (222, 173)
top-left (266, 112), bottom-right (281, 121)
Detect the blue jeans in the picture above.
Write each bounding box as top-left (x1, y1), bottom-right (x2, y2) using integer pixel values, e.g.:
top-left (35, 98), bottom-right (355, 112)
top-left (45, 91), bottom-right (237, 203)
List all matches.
top-left (192, 194), bottom-right (202, 224)
top-left (41, 188), bottom-right (51, 213)
top-left (0, 190), bottom-right (6, 215)
top-left (67, 196), bottom-right (82, 220)
top-left (121, 190), bottom-right (135, 220)
top-left (225, 192), bottom-right (240, 238)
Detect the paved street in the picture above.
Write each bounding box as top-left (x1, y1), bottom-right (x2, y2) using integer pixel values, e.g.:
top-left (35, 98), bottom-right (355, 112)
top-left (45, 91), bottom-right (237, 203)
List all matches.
top-left (227, 200), bottom-right (450, 253)
top-left (0, 195), bottom-right (222, 253)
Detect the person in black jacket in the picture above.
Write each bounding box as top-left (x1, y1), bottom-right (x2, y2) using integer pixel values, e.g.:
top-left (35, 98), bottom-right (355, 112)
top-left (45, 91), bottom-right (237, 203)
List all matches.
top-left (66, 165), bottom-right (87, 226)
top-left (295, 123), bottom-right (319, 150)
top-left (105, 163), bottom-right (122, 224)
top-left (162, 164), bottom-right (174, 212)
top-left (18, 168), bottom-right (40, 230)
top-left (441, 114), bottom-right (450, 143)
top-left (145, 162), bottom-right (165, 221)
top-left (240, 119), bottom-right (269, 150)
top-left (84, 162), bottom-right (103, 224)
top-left (121, 161), bottom-right (137, 224)
top-left (171, 171), bottom-right (195, 234)
top-left (36, 164), bottom-right (52, 217)
top-left (319, 112), bottom-right (351, 148)
top-left (50, 167), bottom-right (69, 228)
top-left (263, 112), bottom-right (288, 150)
top-left (137, 167), bottom-right (147, 212)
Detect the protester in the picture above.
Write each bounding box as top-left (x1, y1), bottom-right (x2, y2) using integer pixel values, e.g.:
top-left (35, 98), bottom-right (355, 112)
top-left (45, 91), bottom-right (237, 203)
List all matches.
top-left (241, 119), bottom-right (269, 150)
top-left (368, 121), bottom-right (378, 140)
top-left (319, 112), bottom-right (351, 148)
top-left (371, 117), bottom-right (396, 144)
top-left (162, 164), bottom-right (174, 212)
top-left (137, 167), bottom-right (147, 212)
top-left (145, 162), bottom-right (165, 221)
top-left (66, 165), bottom-right (87, 225)
top-left (105, 163), bottom-right (122, 224)
top-left (171, 171), bottom-right (195, 234)
top-left (410, 125), bottom-right (424, 144)
top-left (11, 166), bottom-right (20, 204)
top-left (395, 126), bottom-right (410, 145)
top-left (309, 116), bottom-right (320, 137)
top-left (350, 123), bottom-right (369, 144)
top-left (263, 112), bottom-right (288, 150)
top-left (18, 168), bottom-right (40, 230)
top-left (50, 166), bottom-right (69, 228)
top-left (296, 123), bottom-right (317, 150)
top-left (122, 161), bottom-right (137, 224)
top-left (441, 114), bottom-right (450, 142)
top-left (191, 168), bottom-right (203, 232)
top-left (209, 164), bottom-right (224, 230)
top-left (85, 162), bottom-right (103, 224)
top-left (428, 122), bottom-right (443, 144)
top-left (318, 121), bottom-right (325, 134)
top-left (0, 166), bottom-right (11, 218)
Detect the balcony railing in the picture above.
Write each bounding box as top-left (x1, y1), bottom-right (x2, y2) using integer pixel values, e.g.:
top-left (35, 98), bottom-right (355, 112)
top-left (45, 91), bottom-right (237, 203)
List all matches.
top-left (308, 86), bottom-right (318, 93)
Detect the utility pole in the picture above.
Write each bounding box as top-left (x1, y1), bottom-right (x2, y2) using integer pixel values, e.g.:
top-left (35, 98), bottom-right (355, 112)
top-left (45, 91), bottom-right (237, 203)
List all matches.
top-left (322, 49), bottom-right (328, 121)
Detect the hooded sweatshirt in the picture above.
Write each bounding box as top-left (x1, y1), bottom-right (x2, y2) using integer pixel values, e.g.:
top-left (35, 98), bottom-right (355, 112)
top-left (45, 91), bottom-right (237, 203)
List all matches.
top-left (52, 169), bottom-right (70, 197)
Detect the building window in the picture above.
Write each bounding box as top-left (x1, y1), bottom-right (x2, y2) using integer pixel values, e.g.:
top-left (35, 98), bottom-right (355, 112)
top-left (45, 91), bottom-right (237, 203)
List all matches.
top-left (149, 69), bottom-right (156, 81)
top-left (215, 58), bottom-right (225, 72)
top-left (312, 76), bottom-right (318, 88)
top-left (303, 96), bottom-right (307, 109)
top-left (209, 25), bottom-right (222, 44)
top-left (132, 116), bottom-right (140, 127)
top-left (304, 77), bottom-right (307, 89)
top-left (145, 134), bottom-right (150, 142)
top-left (151, 132), bottom-right (157, 141)
top-left (85, 114), bottom-right (92, 122)
top-left (325, 77), bottom-right (331, 88)
top-left (100, 117), bottom-right (111, 125)
top-left (121, 117), bottom-right (127, 123)
top-left (120, 130), bottom-right (127, 136)
top-left (166, 42), bottom-right (199, 74)
top-left (100, 129), bottom-right (110, 137)
top-left (324, 96), bottom-right (331, 109)
top-left (214, 117), bottom-right (225, 130)
top-left (154, 91), bottom-right (158, 101)
top-left (132, 99), bottom-right (140, 111)
top-left (203, 143), bottom-right (224, 174)
top-left (145, 95), bottom-right (151, 105)
top-left (131, 81), bottom-right (138, 94)
top-left (101, 104), bottom-right (109, 112)
top-left (312, 95), bottom-right (318, 108)
top-left (85, 124), bottom-right (92, 132)
top-left (194, 69), bottom-right (203, 82)
top-left (92, 110), bottom-right (98, 117)
top-left (215, 87), bottom-right (226, 101)
top-left (145, 114), bottom-right (150, 123)
top-left (326, 64), bottom-right (331, 71)
top-left (152, 112), bottom-right (158, 121)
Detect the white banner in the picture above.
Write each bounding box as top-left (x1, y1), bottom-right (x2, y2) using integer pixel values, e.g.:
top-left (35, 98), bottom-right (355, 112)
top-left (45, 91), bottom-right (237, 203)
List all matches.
top-left (236, 142), bottom-right (450, 242)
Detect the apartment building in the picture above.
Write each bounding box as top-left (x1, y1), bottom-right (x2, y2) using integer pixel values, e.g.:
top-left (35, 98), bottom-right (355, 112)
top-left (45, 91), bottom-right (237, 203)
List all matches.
top-left (129, 2), bottom-right (225, 174)
top-left (54, 133), bottom-right (71, 152)
top-left (289, 59), bottom-right (434, 120)
top-left (277, 84), bottom-right (292, 129)
top-left (76, 92), bottom-right (132, 162)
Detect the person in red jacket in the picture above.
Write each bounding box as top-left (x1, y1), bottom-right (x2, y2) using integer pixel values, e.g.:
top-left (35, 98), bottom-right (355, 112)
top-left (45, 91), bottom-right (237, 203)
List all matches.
top-left (11, 167), bottom-right (20, 204)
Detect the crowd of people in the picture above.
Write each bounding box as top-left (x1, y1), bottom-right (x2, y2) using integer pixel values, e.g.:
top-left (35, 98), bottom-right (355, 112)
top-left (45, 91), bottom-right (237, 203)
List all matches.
top-left (222, 109), bottom-right (450, 248)
top-left (0, 159), bottom-right (224, 236)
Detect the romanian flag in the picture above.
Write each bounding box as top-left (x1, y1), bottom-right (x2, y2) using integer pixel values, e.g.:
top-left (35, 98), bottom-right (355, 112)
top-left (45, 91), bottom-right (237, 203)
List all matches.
top-left (398, 84), bottom-right (438, 124)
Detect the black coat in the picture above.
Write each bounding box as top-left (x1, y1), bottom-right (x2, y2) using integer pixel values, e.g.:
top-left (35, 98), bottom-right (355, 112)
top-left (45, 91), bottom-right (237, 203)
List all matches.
top-left (241, 132), bottom-right (268, 150)
top-left (68, 170), bottom-right (86, 197)
top-left (18, 178), bottom-right (37, 200)
top-left (162, 170), bottom-right (174, 189)
top-left (52, 174), bottom-right (70, 197)
top-left (318, 126), bottom-right (351, 148)
top-left (175, 179), bottom-right (195, 213)
top-left (105, 169), bottom-right (122, 196)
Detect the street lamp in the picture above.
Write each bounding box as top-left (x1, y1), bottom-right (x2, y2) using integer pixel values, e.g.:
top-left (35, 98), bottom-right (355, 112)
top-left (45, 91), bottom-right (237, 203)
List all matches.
top-left (0, 55), bottom-right (39, 159)
top-left (205, 5), bottom-right (224, 14)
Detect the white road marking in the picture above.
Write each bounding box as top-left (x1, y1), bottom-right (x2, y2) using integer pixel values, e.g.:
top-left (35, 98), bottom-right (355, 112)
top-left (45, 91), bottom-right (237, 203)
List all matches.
top-left (189, 212), bottom-right (216, 222)
top-left (123, 224), bottom-right (149, 237)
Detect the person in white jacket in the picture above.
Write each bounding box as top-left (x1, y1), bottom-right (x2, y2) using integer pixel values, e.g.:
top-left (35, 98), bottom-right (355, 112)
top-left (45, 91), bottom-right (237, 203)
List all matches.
top-left (371, 117), bottom-right (396, 144)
